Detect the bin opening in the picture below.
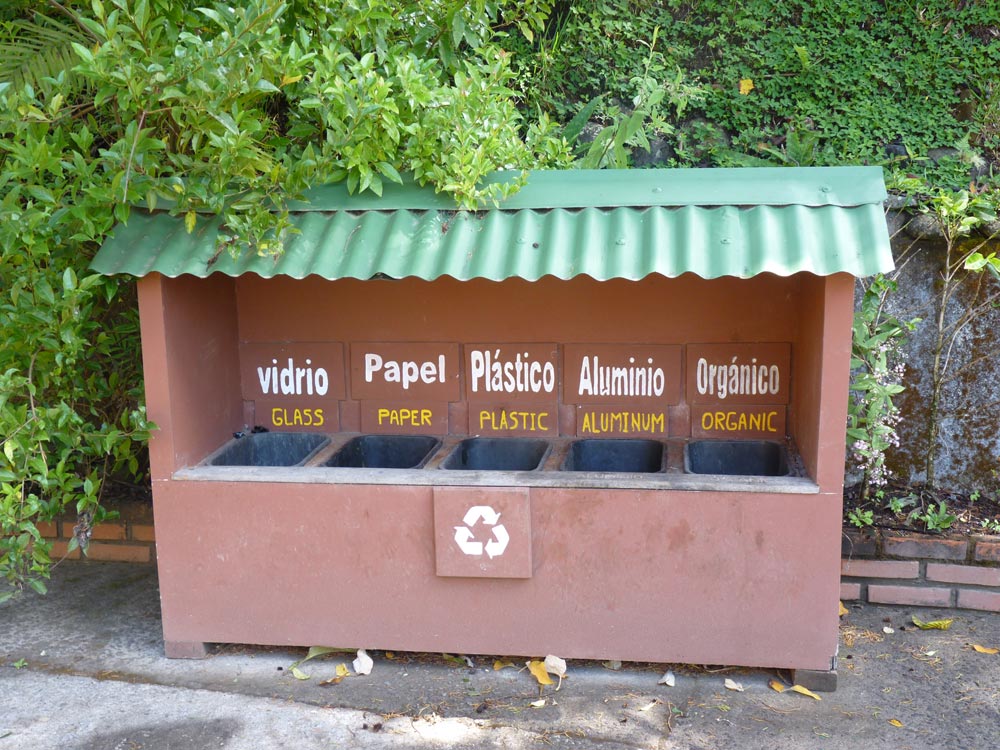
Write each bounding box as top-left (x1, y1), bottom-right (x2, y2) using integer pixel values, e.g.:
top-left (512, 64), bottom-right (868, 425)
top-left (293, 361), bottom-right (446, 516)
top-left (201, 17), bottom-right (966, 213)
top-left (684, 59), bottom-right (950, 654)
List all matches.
top-left (685, 440), bottom-right (789, 477)
top-left (441, 438), bottom-right (548, 471)
top-left (207, 432), bottom-right (329, 467)
top-left (326, 435), bottom-right (440, 469)
top-left (563, 439), bottom-right (664, 473)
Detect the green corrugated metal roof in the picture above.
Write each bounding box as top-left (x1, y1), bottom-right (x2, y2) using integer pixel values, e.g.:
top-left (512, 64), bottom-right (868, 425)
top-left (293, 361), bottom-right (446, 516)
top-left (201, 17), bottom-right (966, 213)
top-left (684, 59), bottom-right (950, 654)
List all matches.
top-left (91, 167), bottom-right (894, 281)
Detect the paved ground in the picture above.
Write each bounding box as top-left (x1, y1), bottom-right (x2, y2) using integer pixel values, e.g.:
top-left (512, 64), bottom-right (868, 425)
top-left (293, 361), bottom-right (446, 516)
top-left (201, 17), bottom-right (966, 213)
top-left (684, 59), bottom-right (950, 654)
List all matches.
top-left (1, 561), bottom-right (999, 749)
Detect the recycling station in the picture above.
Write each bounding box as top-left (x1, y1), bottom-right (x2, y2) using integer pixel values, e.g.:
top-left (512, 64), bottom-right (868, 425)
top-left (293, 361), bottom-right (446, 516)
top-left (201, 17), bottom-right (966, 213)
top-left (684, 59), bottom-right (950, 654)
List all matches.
top-left (92, 167), bottom-right (893, 688)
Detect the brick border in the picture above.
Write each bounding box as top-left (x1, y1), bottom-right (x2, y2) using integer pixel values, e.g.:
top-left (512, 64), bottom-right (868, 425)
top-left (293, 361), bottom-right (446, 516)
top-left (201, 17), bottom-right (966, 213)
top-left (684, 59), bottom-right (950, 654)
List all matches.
top-left (40, 517), bottom-right (155, 564)
top-left (841, 529), bottom-right (1000, 612)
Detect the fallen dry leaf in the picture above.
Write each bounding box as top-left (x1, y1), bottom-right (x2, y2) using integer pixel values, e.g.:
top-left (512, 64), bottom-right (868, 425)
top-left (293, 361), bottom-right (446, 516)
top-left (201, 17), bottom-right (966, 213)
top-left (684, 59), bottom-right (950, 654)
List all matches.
top-left (789, 685), bottom-right (821, 701)
top-left (290, 666), bottom-right (310, 681)
top-left (318, 674), bottom-right (346, 687)
top-left (543, 655), bottom-right (567, 677)
top-left (544, 655), bottom-right (567, 690)
top-left (658, 670), bottom-right (676, 687)
top-left (972, 644), bottom-right (999, 654)
top-left (352, 649), bottom-right (373, 676)
top-left (768, 679), bottom-right (787, 693)
top-left (603, 660), bottom-right (622, 671)
top-left (529, 698), bottom-right (546, 708)
top-left (911, 615), bottom-right (953, 630)
top-left (527, 660), bottom-right (554, 686)
top-left (888, 718), bottom-right (904, 727)
top-left (724, 678), bottom-right (744, 692)
top-left (336, 663), bottom-right (350, 677)
top-left (839, 601), bottom-right (849, 617)
top-left (493, 660), bottom-right (516, 671)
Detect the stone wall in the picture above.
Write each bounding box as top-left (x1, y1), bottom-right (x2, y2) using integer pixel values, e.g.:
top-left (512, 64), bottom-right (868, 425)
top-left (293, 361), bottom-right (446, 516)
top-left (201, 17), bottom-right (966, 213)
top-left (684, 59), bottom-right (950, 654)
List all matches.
top-left (867, 208), bottom-right (1000, 493)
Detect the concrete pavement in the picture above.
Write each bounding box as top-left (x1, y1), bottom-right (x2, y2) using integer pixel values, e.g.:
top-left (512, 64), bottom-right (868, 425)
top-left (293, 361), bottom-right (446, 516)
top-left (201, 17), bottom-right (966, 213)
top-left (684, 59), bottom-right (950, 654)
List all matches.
top-left (2, 560), bottom-right (999, 749)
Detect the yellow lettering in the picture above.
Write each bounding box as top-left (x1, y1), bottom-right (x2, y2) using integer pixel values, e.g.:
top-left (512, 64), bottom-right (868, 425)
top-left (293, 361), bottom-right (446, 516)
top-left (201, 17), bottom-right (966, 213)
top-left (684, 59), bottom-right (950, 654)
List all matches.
top-left (766, 410), bottom-right (777, 432)
top-left (538, 412), bottom-right (549, 431)
top-left (314, 408), bottom-right (324, 427)
top-left (377, 408), bottom-right (389, 425)
top-left (272, 407), bottom-right (284, 427)
top-left (421, 409), bottom-right (432, 427)
top-left (582, 411), bottom-right (594, 434)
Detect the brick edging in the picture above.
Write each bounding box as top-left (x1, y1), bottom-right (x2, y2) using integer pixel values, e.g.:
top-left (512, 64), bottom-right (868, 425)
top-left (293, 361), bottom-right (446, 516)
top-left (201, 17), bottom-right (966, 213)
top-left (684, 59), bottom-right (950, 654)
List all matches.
top-left (841, 529), bottom-right (1000, 612)
top-left (36, 518), bottom-right (155, 563)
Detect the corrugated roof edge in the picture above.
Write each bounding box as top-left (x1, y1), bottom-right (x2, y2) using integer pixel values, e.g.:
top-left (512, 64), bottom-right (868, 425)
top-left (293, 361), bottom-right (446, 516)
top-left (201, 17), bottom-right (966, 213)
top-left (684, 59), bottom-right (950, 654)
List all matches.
top-left (290, 167), bottom-right (888, 212)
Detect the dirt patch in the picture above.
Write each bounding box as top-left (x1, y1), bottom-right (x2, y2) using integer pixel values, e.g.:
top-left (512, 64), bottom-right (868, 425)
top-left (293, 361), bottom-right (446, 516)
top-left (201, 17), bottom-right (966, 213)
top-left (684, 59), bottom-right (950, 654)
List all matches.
top-left (844, 481), bottom-right (1000, 537)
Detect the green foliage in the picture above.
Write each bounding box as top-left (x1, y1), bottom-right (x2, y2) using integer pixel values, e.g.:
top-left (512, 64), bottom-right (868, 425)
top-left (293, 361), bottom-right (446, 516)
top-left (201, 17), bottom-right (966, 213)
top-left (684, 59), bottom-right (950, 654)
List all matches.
top-left (847, 275), bottom-right (919, 499)
top-left (847, 507), bottom-right (874, 529)
top-left (514, 0), bottom-right (1000, 173)
top-left (912, 502), bottom-right (957, 532)
top-left (0, 0), bottom-right (570, 598)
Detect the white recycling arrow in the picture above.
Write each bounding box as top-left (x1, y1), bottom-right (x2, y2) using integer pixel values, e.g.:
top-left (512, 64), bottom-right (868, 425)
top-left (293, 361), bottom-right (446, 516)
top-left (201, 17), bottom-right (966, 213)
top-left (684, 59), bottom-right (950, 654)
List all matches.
top-left (463, 505), bottom-right (501, 527)
top-left (484, 524), bottom-right (509, 559)
top-left (453, 526), bottom-right (483, 556)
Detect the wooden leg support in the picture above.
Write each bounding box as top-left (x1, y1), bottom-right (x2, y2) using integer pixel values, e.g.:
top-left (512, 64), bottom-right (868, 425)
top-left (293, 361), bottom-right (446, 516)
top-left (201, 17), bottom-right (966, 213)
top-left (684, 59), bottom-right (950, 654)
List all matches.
top-left (164, 640), bottom-right (209, 659)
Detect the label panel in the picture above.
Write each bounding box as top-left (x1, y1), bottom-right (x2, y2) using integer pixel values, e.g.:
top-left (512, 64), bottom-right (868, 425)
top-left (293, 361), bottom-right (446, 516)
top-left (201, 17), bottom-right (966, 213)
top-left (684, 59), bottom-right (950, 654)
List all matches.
top-left (576, 406), bottom-right (669, 437)
top-left (471, 403), bottom-right (559, 436)
top-left (350, 343), bottom-right (460, 401)
top-left (692, 405), bottom-right (787, 439)
top-left (686, 343), bottom-right (791, 405)
top-left (255, 400), bottom-right (339, 432)
top-left (464, 343), bottom-right (559, 404)
top-left (240, 342), bottom-right (346, 403)
top-left (360, 401), bottom-right (449, 435)
top-left (564, 344), bottom-right (682, 406)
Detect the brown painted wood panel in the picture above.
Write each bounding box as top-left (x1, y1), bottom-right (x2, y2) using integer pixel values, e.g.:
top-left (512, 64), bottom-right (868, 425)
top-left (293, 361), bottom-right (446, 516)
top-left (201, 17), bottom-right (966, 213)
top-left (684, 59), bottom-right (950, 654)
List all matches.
top-left (691, 405), bottom-right (787, 439)
top-left (240, 342), bottom-right (346, 402)
top-left (360, 401), bottom-right (449, 435)
top-left (255, 400), bottom-right (339, 432)
top-left (576, 406), bottom-right (670, 437)
top-left (463, 343), bottom-right (558, 404)
top-left (687, 343), bottom-right (791, 405)
top-left (563, 344), bottom-right (682, 405)
top-left (350, 342), bottom-right (460, 401)
top-left (469, 402), bottom-right (559, 436)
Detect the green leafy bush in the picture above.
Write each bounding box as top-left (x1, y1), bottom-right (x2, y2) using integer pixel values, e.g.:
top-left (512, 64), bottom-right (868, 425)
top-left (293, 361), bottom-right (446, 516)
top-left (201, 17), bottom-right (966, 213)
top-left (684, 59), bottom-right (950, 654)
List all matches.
top-left (0, 0), bottom-right (571, 599)
top-left (515, 0), bottom-right (1000, 170)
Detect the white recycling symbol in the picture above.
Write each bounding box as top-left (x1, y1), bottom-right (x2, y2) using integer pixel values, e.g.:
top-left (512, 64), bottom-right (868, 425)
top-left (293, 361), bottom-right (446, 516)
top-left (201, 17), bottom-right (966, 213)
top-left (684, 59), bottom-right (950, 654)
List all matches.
top-left (453, 505), bottom-right (509, 559)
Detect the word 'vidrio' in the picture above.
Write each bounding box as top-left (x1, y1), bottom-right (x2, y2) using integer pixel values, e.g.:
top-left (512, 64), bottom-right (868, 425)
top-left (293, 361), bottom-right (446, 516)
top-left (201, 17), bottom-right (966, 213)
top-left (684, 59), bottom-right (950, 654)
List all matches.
top-left (258, 358), bottom-right (330, 396)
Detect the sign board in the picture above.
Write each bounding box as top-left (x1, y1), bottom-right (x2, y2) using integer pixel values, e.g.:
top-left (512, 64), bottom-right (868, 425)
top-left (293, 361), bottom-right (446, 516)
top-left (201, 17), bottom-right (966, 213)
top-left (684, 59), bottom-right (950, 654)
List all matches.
top-left (240, 342), bottom-right (345, 430)
top-left (686, 343), bottom-right (791, 405)
top-left (350, 343), bottom-right (460, 401)
top-left (238, 339), bottom-right (793, 439)
top-left (463, 343), bottom-right (559, 404)
top-left (563, 344), bottom-right (682, 405)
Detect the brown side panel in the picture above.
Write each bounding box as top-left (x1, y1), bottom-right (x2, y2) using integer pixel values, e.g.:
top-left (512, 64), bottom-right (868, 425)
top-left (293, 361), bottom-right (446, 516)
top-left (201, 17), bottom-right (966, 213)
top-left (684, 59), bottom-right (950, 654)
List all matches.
top-left (813, 273), bottom-right (855, 493)
top-left (163, 275), bottom-right (242, 471)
